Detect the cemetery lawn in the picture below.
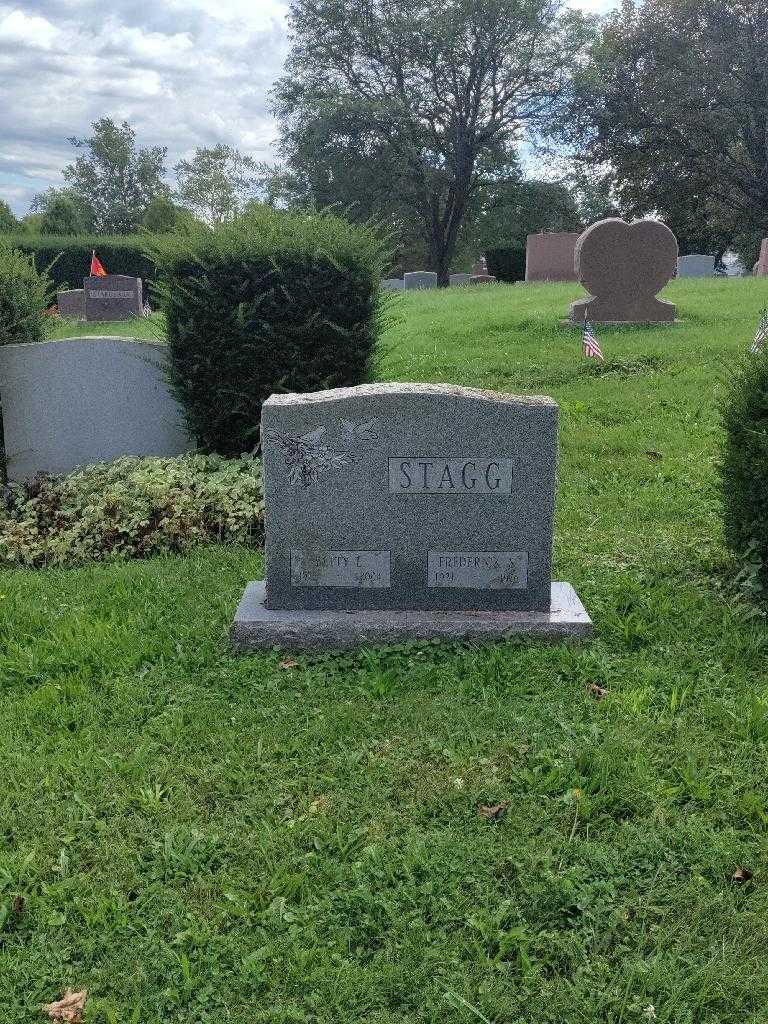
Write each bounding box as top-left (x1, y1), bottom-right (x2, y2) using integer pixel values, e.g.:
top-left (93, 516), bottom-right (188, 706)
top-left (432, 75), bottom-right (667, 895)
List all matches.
top-left (4, 277), bottom-right (768, 1023)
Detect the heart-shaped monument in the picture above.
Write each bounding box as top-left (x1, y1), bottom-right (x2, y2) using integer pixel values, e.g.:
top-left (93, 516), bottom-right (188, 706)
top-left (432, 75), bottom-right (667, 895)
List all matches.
top-left (569, 218), bottom-right (678, 324)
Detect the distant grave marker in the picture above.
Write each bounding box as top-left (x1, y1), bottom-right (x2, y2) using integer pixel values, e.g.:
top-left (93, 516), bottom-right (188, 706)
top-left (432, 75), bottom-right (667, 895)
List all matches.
top-left (84, 274), bottom-right (143, 322)
top-left (404, 272), bottom-right (438, 290)
top-left (525, 232), bottom-right (580, 282)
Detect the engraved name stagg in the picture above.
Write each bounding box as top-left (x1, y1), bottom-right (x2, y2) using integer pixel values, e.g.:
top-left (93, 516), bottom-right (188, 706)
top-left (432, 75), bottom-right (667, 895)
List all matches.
top-left (389, 458), bottom-right (514, 494)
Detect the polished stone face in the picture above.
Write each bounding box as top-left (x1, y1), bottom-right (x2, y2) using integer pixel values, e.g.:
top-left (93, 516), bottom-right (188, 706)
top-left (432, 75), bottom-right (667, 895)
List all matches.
top-left (261, 383), bottom-right (559, 612)
top-left (756, 238), bottom-right (768, 277)
top-left (677, 254), bottom-right (715, 278)
top-left (84, 274), bottom-right (143, 322)
top-left (570, 218), bottom-right (678, 324)
top-left (57, 289), bottom-right (85, 320)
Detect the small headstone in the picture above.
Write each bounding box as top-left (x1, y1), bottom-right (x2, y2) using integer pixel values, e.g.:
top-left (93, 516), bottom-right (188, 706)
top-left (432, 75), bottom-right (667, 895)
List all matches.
top-left (471, 257), bottom-right (488, 277)
top-left (230, 383), bottom-right (592, 650)
top-left (525, 232), bottom-right (580, 282)
top-left (677, 254), bottom-right (715, 278)
top-left (404, 272), bottom-right (438, 290)
top-left (382, 278), bottom-right (404, 292)
top-left (569, 218), bottom-right (678, 324)
top-left (756, 238), bottom-right (768, 277)
top-left (470, 274), bottom-right (497, 285)
top-left (56, 289), bottom-right (85, 320)
top-left (449, 274), bottom-right (471, 286)
top-left (84, 274), bottom-right (143, 322)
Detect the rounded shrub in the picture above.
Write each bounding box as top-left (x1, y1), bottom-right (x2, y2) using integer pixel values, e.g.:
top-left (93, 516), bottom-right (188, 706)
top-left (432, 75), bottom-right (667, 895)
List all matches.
top-left (0, 243), bottom-right (53, 345)
top-left (148, 207), bottom-right (390, 454)
top-left (485, 245), bottom-right (526, 283)
top-left (720, 348), bottom-right (768, 596)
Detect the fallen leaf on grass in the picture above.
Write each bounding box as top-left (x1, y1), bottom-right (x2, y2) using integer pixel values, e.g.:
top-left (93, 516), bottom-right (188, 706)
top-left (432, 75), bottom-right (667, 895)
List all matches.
top-left (587, 682), bottom-right (609, 700)
top-left (279, 659), bottom-right (299, 670)
top-left (644, 450), bottom-right (663, 460)
top-left (477, 802), bottom-right (509, 822)
top-left (12, 895), bottom-right (24, 916)
top-left (732, 867), bottom-right (753, 883)
top-left (43, 989), bottom-right (87, 1022)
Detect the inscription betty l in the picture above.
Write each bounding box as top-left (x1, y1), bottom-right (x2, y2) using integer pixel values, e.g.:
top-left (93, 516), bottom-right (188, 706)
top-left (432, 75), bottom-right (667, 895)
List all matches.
top-left (389, 458), bottom-right (514, 494)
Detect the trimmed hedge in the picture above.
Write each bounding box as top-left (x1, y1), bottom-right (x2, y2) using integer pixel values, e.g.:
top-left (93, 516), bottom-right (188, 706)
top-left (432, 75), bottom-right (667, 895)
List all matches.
top-left (10, 235), bottom-right (156, 299)
top-left (720, 347), bottom-right (768, 598)
top-left (0, 243), bottom-right (53, 346)
top-left (485, 246), bottom-right (527, 283)
top-left (148, 207), bottom-right (389, 455)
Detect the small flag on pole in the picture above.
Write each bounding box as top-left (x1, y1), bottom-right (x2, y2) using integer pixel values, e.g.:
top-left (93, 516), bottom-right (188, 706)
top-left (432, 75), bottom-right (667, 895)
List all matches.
top-left (582, 316), bottom-right (604, 361)
top-left (750, 308), bottom-right (768, 354)
top-left (90, 251), bottom-right (107, 277)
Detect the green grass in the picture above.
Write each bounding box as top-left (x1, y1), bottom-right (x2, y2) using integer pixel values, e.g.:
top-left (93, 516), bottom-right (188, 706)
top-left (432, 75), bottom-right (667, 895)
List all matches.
top-left (3, 278), bottom-right (768, 1023)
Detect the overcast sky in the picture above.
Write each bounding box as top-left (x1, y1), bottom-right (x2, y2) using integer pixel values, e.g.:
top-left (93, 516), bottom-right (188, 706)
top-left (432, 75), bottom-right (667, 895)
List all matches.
top-left (0, 0), bottom-right (614, 216)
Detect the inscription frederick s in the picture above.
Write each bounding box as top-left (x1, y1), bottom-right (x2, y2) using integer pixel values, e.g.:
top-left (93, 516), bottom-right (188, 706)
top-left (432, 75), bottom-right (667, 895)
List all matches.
top-left (389, 458), bottom-right (514, 494)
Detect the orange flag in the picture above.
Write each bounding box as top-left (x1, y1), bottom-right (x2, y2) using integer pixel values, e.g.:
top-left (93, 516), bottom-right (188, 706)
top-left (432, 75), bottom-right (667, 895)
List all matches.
top-left (90, 251), bottom-right (107, 277)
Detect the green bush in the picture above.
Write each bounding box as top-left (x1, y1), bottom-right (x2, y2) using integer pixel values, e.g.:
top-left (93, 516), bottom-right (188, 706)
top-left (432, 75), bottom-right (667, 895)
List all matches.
top-left (0, 454), bottom-right (263, 567)
top-left (10, 235), bottom-right (156, 299)
top-left (485, 246), bottom-right (527, 283)
top-left (720, 350), bottom-right (768, 597)
top-left (148, 207), bottom-right (389, 454)
top-left (0, 243), bottom-right (53, 345)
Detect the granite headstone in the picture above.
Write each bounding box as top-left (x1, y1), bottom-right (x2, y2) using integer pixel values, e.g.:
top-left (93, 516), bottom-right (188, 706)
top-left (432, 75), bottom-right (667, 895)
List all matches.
top-left (525, 232), bottom-right (580, 283)
top-left (569, 218), bottom-right (678, 324)
top-left (470, 274), bottom-right (497, 285)
top-left (449, 273), bottom-right (471, 286)
top-left (404, 272), bottom-right (438, 290)
top-left (84, 274), bottom-right (143, 322)
top-left (756, 238), bottom-right (768, 277)
top-left (382, 278), bottom-right (404, 292)
top-left (231, 383), bottom-right (592, 649)
top-left (677, 254), bottom-right (715, 278)
top-left (57, 289), bottom-right (85, 320)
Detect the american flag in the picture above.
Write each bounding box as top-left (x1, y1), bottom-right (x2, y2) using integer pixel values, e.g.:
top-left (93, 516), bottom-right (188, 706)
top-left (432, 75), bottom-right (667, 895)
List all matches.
top-left (582, 317), bottom-right (604, 361)
top-left (750, 308), bottom-right (768, 354)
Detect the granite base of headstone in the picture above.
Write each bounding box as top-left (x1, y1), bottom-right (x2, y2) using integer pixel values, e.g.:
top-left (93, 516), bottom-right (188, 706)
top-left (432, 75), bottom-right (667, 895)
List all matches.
top-left (525, 232), bottom-right (580, 283)
top-left (404, 272), bottom-right (438, 290)
top-left (230, 383), bottom-right (592, 651)
top-left (677, 254), bottom-right (715, 278)
top-left (84, 274), bottom-right (143, 322)
top-left (449, 273), bottom-right (471, 286)
top-left (382, 278), bottom-right (404, 292)
top-left (569, 218), bottom-right (678, 324)
top-left (57, 289), bottom-right (85, 320)
top-left (470, 274), bottom-right (497, 285)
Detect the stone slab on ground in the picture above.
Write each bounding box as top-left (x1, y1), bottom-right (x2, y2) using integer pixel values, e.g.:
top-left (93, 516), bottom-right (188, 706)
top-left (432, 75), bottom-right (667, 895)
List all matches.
top-left (230, 581), bottom-right (593, 651)
top-left (57, 289), bottom-right (85, 319)
top-left (677, 254), bottom-right (715, 278)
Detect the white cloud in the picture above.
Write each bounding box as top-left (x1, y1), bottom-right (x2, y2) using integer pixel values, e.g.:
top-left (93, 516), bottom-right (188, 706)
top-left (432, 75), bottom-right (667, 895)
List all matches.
top-left (0, 0), bottom-right (616, 217)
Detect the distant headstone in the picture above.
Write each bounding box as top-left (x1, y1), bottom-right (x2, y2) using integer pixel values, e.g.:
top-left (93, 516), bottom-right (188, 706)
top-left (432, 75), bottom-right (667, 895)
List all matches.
top-left (57, 289), bottom-right (85, 320)
top-left (470, 275), bottom-right (497, 285)
top-left (382, 278), bottom-right (404, 292)
top-left (404, 272), bottom-right (438, 290)
top-left (677, 254), bottom-right (715, 278)
top-left (756, 238), bottom-right (768, 277)
top-left (84, 274), bottom-right (143, 322)
top-left (569, 218), bottom-right (678, 324)
top-left (230, 383), bottom-right (592, 650)
top-left (471, 258), bottom-right (488, 277)
top-left (449, 273), bottom-right (471, 286)
top-left (0, 337), bottom-right (194, 481)
top-left (525, 232), bottom-right (580, 282)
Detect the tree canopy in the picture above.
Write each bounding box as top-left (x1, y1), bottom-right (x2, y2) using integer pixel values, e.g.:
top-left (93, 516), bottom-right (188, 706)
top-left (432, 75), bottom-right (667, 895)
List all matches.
top-left (272, 0), bottom-right (589, 282)
top-left (174, 146), bottom-right (264, 226)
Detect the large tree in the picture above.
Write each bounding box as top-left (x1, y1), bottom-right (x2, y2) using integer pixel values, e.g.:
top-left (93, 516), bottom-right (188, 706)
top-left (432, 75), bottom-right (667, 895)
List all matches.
top-left (272, 0), bottom-right (588, 283)
top-left (63, 118), bottom-right (170, 234)
top-left (31, 188), bottom-right (89, 235)
top-left (561, 0), bottom-right (768, 256)
top-left (174, 146), bottom-right (264, 226)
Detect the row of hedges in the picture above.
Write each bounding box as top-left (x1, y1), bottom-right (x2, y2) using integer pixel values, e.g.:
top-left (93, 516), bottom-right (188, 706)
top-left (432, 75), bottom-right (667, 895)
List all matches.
top-left (9, 235), bottom-right (156, 299)
top-left (485, 245), bottom-right (526, 283)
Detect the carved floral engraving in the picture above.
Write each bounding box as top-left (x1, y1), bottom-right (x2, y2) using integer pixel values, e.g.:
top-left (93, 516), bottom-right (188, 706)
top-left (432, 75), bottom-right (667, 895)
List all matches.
top-left (270, 418), bottom-right (380, 488)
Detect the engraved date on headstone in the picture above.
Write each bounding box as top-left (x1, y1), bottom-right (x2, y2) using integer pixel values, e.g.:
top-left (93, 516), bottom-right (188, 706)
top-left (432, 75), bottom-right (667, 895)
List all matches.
top-left (427, 551), bottom-right (529, 589)
top-left (291, 550), bottom-right (391, 588)
top-left (389, 458), bottom-right (514, 494)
